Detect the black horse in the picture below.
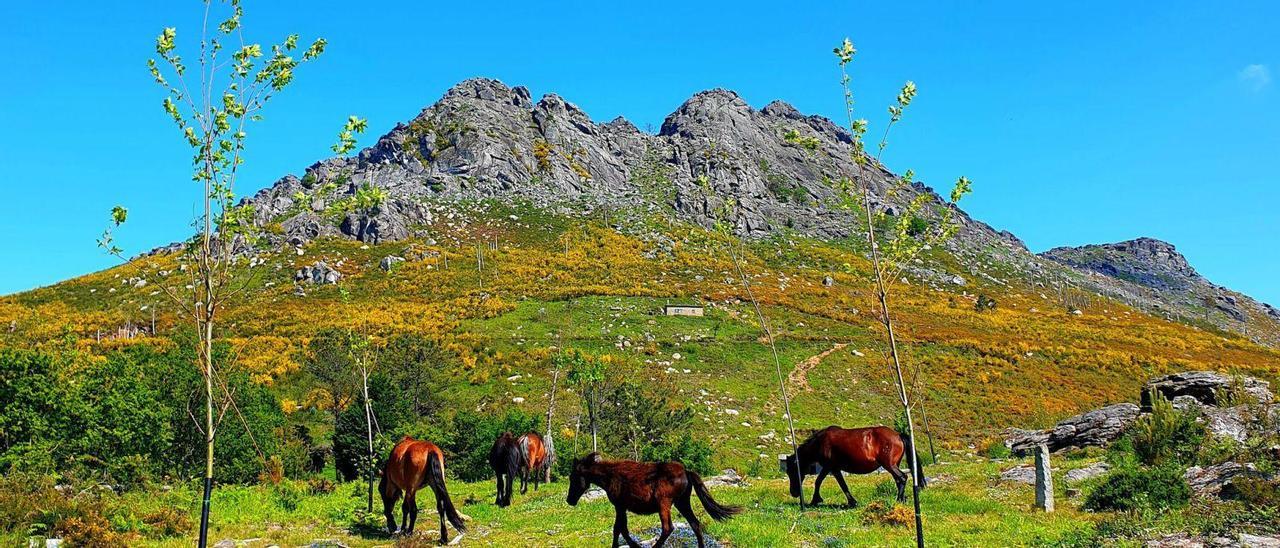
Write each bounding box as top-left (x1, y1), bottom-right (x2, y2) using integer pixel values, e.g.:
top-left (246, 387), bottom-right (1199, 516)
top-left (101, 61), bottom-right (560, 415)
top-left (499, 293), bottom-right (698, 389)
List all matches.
top-left (489, 431), bottom-right (524, 507)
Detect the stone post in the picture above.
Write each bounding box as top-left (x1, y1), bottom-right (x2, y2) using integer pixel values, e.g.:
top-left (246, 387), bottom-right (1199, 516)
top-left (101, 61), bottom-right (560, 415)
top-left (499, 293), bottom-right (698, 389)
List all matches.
top-left (1035, 444), bottom-right (1054, 512)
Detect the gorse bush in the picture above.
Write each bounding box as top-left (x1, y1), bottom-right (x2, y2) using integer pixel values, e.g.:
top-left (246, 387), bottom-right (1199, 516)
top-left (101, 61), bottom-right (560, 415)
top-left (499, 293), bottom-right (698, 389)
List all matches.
top-left (1083, 464), bottom-right (1190, 511)
top-left (1130, 391), bottom-right (1204, 466)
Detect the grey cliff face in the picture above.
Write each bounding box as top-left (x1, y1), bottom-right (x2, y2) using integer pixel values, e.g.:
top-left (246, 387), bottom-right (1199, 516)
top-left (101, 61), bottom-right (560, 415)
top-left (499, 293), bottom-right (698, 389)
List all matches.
top-left (245, 78), bottom-right (1000, 248)
top-left (229, 77), bottom-right (1275, 345)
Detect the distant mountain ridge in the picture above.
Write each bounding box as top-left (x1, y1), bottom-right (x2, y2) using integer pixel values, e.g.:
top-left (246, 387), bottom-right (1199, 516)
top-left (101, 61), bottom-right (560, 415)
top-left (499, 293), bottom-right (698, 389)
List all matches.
top-left (1042, 237), bottom-right (1279, 331)
top-left (220, 78), bottom-right (1277, 345)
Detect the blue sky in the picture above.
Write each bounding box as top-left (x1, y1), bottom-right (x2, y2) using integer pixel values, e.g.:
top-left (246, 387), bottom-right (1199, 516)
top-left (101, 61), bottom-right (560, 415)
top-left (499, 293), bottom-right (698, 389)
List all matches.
top-left (1, 1), bottom-right (1276, 305)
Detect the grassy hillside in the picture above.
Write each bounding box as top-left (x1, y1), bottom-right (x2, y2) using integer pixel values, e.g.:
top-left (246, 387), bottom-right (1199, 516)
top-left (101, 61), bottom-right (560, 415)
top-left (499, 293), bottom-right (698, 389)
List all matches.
top-left (4, 199), bottom-right (1278, 468)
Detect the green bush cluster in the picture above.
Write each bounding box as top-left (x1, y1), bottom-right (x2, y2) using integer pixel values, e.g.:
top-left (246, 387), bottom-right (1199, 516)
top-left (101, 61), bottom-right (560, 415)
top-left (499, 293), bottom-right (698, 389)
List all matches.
top-left (0, 337), bottom-right (293, 486)
top-left (1083, 465), bottom-right (1190, 511)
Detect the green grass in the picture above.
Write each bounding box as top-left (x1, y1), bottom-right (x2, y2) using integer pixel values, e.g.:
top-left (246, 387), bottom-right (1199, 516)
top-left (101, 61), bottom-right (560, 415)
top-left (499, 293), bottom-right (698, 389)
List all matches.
top-left (7, 454), bottom-right (1098, 547)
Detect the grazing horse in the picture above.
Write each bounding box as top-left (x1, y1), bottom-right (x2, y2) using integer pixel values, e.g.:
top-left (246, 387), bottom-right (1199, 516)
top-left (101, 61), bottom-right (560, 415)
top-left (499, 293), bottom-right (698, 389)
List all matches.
top-left (783, 425), bottom-right (917, 507)
top-left (517, 431), bottom-right (549, 493)
top-left (489, 431), bottom-right (524, 507)
top-left (566, 453), bottom-right (741, 548)
top-left (380, 436), bottom-right (466, 544)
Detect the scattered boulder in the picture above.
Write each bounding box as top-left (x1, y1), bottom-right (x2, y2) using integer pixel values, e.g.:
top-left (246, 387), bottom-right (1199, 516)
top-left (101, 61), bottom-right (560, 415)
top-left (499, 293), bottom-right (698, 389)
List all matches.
top-left (822, 276), bottom-right (834, 287)
top-left (702, 469), bottom-right (745, 488)
top-left (580, 486), bottom-right (608, 502)
top-left (294, 261), bottom-right (341, 284)
top-left (1006, 403), bottom-right (1141, 455)
top-left (999, 464), bottom-right (1036, 485)
top-left (380, 255), bottom-right (405, 271)
top-left (1145, 533), bottom-right (1280, 547)
top-left (1064, 462), bottom-right (1110, 483)
top-left (1184, 462), bottom-right (1272, 498)
top-left (1142, 371), bottom-right (1273, 409)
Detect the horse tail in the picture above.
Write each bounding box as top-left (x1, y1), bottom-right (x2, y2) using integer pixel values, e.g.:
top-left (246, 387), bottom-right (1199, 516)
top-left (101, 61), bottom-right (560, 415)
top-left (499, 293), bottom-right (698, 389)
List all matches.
top-left (518, 435), bottom-right (532, 471)
top-left (897, 430), bottom-right (928, 489)
top-left (687, 471), bottom-right (741, 522)
top-left (427, 451), bottom-right (466, 532)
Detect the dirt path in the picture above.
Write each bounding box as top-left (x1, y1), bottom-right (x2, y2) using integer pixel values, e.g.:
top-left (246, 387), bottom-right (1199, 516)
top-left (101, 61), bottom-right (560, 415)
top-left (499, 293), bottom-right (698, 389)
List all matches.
top-left (788, 343), bottom-right (848, 391)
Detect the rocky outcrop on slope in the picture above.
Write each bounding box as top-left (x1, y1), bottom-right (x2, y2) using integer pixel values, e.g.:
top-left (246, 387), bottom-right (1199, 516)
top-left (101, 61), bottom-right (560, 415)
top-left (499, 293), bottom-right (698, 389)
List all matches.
top-left (242, 78), bottom-right (1022, 258)
top-left (1004, 403), bottom-right (1142, 455)
top-left (1041, 238), bottom-right (1280, 346)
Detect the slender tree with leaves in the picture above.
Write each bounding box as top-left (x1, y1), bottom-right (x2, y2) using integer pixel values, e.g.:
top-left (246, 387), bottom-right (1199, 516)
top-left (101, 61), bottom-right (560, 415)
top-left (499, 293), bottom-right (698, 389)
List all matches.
top-left (825, 38), bottom-right (973, 547)
top-left (97, 2), bottom-right (356, 545)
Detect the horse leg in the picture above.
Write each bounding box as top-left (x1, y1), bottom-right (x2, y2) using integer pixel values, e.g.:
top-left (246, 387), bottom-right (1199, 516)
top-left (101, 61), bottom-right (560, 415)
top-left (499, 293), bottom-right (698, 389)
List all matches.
top-left (404, 490), bottom-right (418, 535)
top-left (885, 461), bottom-right (908, 503)
top-left (495, 474), bottom-right (505, 506)
top-left (652, 502), bottom-right (675, 548)
top-left (810, 468), bottom-right (829, 505)
top-left (520, 467), bottom-right (528, 494)
top-left (832, 470), bottom-right (857, 508)
top-left (613, 506), bottom-right (641, 548)
top-left (382, 478), bottom-right (401, 535)
top-left (675, 496), bottom-right (705, 548)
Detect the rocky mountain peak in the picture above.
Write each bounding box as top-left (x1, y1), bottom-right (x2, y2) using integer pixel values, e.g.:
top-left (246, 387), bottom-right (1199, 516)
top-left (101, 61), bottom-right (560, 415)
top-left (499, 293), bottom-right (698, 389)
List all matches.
top-left (440, 77), bottom-right (532, 108)
top-left (1040, 237), bottom-right (1200, 291)
top-left (659, 89), bottom-right (752, 138)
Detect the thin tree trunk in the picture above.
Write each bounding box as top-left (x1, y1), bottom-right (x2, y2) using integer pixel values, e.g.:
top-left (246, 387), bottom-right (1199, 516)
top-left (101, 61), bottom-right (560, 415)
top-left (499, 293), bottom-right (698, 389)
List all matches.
top-left (862, 184), bottom-right (925, 548)
top-left (545, 368), bottom-right (560, 482)
top-left (362, 366), bottom-right (375, 512)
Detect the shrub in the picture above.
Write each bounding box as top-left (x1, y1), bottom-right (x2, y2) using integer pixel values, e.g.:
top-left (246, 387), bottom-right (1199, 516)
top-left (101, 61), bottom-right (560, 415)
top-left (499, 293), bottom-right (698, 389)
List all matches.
top-left (140, 507), bottom-right (192, 539)
top-left (1229, 476), bottom-right (1280, 508)
top-left (1083, 465), bottom-right (1190, 511)
top-left (644, 432), bottom-right (714, 476)
top-left (274, 480), bottom-right (306, 512)
top-left (308, 477), bottom-right (337, 495)
top-left (55, 511), bottom-right (135, 547)
top-left (334, 372), bottom-right (415, 482)
top-left (981, 439), bottom-right (1012, 460)
top-left (1130, 392), bottom-right (1204, 466)
top-left (861, 500), bottom-right (912, 527)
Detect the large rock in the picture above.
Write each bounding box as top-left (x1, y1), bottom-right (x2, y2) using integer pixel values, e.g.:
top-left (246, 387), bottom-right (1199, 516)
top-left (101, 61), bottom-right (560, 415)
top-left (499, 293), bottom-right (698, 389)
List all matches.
top-left (294, 261), bottom-right (341, 285)
top-left (1064, 462), bottom-right (1110, 483)
top-left (1006, 403), bottom-right (1141, 455)
top-left (1184, 462), bottom-right (1272, 498)
top-left (1142, 371), bottom-right (1273, 409)
top-left (999, 464), bottom-right (1036, 485)
top-left (702, 468), bottom-right (745, 488)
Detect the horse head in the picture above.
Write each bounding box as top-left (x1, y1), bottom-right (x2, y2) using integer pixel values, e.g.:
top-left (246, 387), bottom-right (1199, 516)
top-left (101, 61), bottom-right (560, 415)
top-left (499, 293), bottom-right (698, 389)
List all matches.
top-left (566, 452), bottom-right (602, 506)
top-left (784, 454), bottom-right (803, 498)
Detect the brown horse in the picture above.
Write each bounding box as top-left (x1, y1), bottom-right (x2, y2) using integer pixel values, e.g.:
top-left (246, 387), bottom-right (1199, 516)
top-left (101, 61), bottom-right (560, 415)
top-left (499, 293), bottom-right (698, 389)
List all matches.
top-left (489, 431), bottom-right (523, 507)
top-left (380, 436), bottom-right (466, 544)
top-left (517, 431), bottom-right (548, 493)
top-left (783, 425), bottom-right (916, 507)
top-left (566, 453), bottom-right (741, 548)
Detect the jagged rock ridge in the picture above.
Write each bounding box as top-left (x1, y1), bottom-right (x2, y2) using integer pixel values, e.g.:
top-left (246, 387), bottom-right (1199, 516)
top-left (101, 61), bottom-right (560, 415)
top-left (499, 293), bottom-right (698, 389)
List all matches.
top-left (236, 77), bottom-right (1277, 345)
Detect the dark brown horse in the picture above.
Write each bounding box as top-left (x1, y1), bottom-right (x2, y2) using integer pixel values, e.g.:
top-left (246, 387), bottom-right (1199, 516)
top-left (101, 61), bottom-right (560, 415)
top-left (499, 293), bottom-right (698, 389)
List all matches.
top-left (566, 453), bottom-right (741, 548)
top-left (489, 431), bottom-right (524, 507)
top-left (783, 425), bottom-right (916, 507)
top-left (517, 431), bottom-right (549, 493)
top-left (380, 436), bottom-right (466, 544)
